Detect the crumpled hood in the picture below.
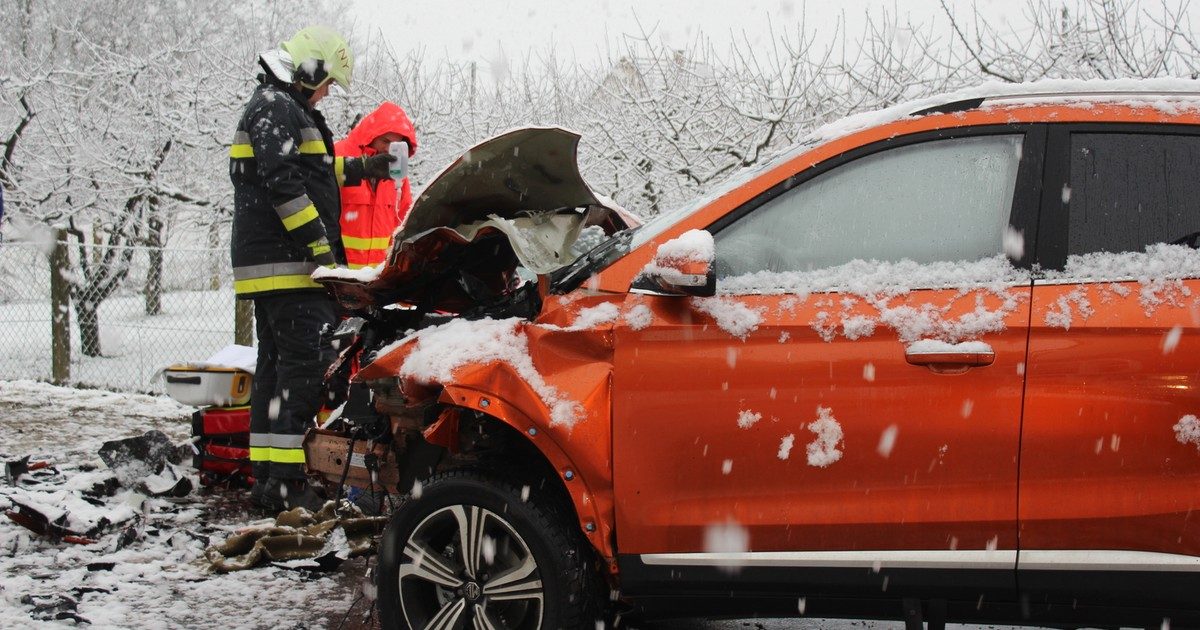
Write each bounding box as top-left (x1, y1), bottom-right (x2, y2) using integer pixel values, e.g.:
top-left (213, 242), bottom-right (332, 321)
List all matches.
top-left (394, 127), bottom-right (622, 241)
top-left (316, 127), bottom-right (637, 314)
top-left (336, 101), bottom-right (418, 157)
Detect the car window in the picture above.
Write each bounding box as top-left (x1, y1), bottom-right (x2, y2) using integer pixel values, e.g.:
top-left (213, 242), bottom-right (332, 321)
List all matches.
top-left (713, 135), bottom-right (1024, 278)
top-left (1067, 132), bottom-right (1200, 256)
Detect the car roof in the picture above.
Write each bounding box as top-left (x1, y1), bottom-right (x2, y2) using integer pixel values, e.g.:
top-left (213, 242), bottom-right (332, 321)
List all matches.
top-left (915, 82), bottom-right (1200, 116)
top-left (811, 77), bottom-right (1200, 146)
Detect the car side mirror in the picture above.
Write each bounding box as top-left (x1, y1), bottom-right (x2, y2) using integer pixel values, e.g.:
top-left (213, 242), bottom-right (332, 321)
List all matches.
top-left (633, 229), bottom-right (717, 297)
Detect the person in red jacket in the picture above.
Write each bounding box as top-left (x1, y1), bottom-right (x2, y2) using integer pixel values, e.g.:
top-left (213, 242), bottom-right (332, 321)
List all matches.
top-left (334, 102), bottom-right (418, 268)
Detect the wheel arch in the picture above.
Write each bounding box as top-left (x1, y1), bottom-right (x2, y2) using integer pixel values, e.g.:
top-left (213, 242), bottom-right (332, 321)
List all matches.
top-left (431, 384), bottom-right (617, 565)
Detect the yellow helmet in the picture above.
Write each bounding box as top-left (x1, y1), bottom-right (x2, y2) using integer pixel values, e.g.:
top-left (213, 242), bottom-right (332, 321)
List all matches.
top-left (281, 26), bottom-right (353, 91)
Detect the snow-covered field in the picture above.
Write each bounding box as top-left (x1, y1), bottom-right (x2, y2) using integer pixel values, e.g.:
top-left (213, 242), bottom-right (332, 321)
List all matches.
top-left (0, 289), bottom-right (236, 394)
top-left (0, 238), bottom-right (238, 394)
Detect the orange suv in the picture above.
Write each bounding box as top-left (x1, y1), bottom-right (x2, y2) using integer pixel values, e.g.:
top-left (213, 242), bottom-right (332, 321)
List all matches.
top-left (310, 80), bottom-right (1200, 629)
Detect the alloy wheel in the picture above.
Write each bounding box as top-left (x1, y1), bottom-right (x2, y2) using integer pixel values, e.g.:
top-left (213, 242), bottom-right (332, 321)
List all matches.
top-left (397, 503), bottom-right (545, 630)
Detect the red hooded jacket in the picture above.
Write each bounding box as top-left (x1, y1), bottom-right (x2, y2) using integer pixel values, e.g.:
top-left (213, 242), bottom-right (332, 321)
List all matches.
top-left (334, 101), bottom-right (418, 268)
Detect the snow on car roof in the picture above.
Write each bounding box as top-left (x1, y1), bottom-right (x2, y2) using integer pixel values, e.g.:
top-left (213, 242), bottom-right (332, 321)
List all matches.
top-left (809, 77), bottom-right (1200, 151)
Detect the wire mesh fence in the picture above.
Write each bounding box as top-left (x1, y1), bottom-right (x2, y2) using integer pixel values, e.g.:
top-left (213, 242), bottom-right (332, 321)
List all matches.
top-left (0, 239), bottom-right (242, 393)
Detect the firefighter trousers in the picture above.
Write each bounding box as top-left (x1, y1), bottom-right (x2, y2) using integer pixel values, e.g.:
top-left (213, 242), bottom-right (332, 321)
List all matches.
top-left (248, 293), bottom-right (336, 481)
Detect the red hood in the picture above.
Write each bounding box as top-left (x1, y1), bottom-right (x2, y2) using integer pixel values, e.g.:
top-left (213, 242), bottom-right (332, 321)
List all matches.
top-left (336, 101), bottom-right (418, 157)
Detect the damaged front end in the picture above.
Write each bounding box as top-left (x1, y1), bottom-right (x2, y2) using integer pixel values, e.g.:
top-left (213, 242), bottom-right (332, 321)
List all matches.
top-left (305, 128), bottom-right (635, 559)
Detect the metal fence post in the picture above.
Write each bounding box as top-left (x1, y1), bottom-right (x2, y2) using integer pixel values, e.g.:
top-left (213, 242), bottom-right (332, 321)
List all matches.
top-left (49, 229), bottom-right (71, 384)
top-left (235, 298), bottom-right (253, 346)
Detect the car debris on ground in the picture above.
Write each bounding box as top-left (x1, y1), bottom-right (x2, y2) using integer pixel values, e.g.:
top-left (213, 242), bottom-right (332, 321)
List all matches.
top-left (0, 380), bottom-right (364, 628)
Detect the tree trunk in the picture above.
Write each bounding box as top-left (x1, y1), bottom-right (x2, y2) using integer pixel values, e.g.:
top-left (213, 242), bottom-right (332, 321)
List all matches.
top-left (144, 216), bottom-right (163, 315)
top-left (77, 299), bottom-right (102, 357)
top-left (145, 248), bottom-right (162, 315)
top-left (50, 229), bottom-right (71, 383)
top-left (208, 218), bottom-right (222, 291)
top-left (235, 299), bottom-right (253, 346)
top-left (92, 219), bottom-right (102, 266)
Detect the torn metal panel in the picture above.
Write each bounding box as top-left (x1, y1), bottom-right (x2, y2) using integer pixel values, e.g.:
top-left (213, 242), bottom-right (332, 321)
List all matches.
top-left (356, 295), bottom-right (623, 560)
top-left (303, 429), bottom-right (401, 493)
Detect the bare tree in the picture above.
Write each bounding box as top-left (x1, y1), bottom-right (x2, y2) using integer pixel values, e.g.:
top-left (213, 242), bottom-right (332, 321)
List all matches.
top-left (933, 0), bottom-right (1200, 83)
top-left (0, 0), bottom-right (343, 355)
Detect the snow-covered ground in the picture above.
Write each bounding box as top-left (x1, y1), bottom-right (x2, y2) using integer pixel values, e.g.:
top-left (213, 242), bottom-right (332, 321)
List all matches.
top-left (0, 380), bottom-right (365, 629)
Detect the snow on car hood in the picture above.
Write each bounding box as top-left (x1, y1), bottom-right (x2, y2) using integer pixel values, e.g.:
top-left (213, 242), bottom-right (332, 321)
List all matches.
top-left (316, 127), bottom-right (637, 312)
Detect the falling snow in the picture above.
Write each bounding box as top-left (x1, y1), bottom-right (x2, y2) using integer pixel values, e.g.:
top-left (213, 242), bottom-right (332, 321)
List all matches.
top-left (1003, 225), bottom-right (1025, 261)
top-left (877, 424), bottom-right (899, 458)
top-left (1163, 325), bottom-right (1183, 354)
top-left (862, 363), bottom-right (877, 382)
top-left (702, 520), bottom-right (750, 572)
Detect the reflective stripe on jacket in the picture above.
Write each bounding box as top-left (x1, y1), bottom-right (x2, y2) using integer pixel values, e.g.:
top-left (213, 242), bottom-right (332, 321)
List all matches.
top-left (229, 77), bottom-right (365, 298)
top-left (334, 101), bottom-right (418, 269)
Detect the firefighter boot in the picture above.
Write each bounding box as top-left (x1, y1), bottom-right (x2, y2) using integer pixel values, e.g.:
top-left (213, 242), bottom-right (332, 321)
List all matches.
top-left (262, 478), bottom-right (326, 513)
top-left (249, 480), bottom-right (269, 509)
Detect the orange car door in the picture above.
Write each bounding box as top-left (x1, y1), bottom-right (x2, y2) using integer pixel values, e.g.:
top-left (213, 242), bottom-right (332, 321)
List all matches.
top-left (614, 128), bottom-right (1043, 586)
top-left (1020, 126), bottom-right (1200, 604)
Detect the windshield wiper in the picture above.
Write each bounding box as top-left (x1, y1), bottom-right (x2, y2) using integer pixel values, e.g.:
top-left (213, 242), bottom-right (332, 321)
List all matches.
top-left (550, 229), bottom-right (637, 293)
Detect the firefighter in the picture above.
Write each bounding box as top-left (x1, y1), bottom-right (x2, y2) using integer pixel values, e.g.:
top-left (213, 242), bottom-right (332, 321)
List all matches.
top-left (229, 26), bottom-right (394, 511)
top-left (335, 102), bottom-right (419, 268)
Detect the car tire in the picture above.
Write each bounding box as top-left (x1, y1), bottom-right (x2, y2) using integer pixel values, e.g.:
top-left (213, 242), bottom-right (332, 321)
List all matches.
top-left (377, 468), bottom-right (601, 630)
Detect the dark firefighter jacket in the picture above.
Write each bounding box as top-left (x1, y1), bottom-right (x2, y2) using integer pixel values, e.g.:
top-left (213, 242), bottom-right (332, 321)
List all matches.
top-left (229, 75), bottom-right (365, 299)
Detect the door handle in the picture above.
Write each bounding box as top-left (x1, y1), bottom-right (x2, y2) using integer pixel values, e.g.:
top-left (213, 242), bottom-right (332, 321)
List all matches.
top-left (905, 348), bottom-right (995, 374)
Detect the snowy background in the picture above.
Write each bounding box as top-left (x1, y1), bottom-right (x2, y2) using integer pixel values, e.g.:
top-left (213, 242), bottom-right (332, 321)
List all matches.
top-left (2, 0), bottom-right (1199, 627)
top-left (4, 0), bottom-right (1200, 389)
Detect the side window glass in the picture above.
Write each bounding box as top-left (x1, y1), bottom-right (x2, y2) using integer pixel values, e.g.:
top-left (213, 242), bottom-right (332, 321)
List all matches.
top-left (713, 135), bottom-right (1023, 278)
top-left (1067, 133), bottom-right (1200, 256)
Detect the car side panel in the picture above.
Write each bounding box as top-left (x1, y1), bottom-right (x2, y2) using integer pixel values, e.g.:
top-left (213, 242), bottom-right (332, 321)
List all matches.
top-left (1020, 280), bottom-right (1200, 556)
top-left (612, 287), bottom-right (1029, 556)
